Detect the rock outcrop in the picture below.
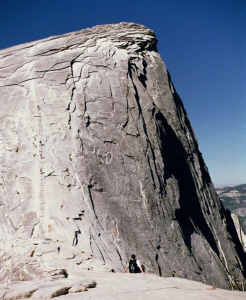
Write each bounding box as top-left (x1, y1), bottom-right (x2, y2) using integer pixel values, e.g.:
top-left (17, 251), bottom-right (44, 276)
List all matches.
top-left (0, 22), bottom-right (245, 289)
top-left (0, 277), bottom-right (97, 300)
top-left (1, 273), bottom-right (246, 300)
top-left (217, 184), bottom-right (246, 231)
top-left (231, 213), bottom-right (246, 252)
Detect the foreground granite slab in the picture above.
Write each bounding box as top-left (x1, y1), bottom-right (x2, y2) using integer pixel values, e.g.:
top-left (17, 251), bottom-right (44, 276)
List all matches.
top-left (0, 272), bottom-right (245, 300)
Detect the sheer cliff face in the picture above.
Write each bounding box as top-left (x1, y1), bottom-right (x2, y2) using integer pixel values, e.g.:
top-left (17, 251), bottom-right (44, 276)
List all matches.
top-left (0, 23), bottom-right (245, 288)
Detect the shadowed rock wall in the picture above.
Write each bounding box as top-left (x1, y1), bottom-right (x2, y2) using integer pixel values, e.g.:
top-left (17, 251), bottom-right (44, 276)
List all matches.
top-left (0, 23), bottom-right (245, 288)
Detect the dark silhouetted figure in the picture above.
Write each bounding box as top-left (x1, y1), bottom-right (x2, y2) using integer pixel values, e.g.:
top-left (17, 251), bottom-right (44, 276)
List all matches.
top-left (129, 254), bottom-right (143, 273)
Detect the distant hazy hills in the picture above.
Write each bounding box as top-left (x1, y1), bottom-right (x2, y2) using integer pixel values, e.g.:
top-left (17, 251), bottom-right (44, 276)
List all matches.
top-left (216, 184), bottom-right (246, 232)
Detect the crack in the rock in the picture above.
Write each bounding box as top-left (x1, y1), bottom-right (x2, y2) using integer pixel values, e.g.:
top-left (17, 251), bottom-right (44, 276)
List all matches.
top-left (33, 46), bottom-right (73, 57)
top-left (128, 59), bottom-right (164, 194)
top-left (0, 63), bottom-right (16, 70)
top-left (37, 65), bottom-right (71, 73)
top-left (0, 76), bottom-right (43, 87)
top-left (89, 231), bottom-right (106, 264)
top-left (87, 184), bottom-right (100, 224)
top-left (155, 253), bottom-right (162, 276)
top-left (65, 53), bottom-right (87, 130)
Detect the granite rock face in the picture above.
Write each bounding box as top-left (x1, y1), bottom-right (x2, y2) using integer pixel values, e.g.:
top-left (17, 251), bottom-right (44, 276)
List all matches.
top-left (231, 213), bottom-right (246, 252)
top-left (217, 184), bottom-right (246, 231)
top-left (0, 23), bottom-right (245, 289)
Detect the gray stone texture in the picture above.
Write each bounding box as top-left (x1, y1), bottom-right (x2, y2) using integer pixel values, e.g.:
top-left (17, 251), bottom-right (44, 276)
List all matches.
top-left (0, 22), bottom-right (245, 289)
top-left (1, 273), bottom-right (246, 300)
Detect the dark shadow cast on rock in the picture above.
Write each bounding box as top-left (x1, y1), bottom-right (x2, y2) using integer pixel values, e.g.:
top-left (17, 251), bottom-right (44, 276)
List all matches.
top-left (154, 110), bottom-right (219, 256)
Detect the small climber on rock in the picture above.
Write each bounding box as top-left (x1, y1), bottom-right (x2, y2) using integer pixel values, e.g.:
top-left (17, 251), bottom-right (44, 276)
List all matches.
top-left (129, 254), bottom-right (144, 273)
top-left (72, 229), bottom-right (81, 246)
top-left (56, 240), bottom-right (61, 253)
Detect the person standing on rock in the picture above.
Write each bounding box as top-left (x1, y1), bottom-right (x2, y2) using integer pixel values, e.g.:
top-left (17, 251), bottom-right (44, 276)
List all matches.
top-left (72, 229), bottom-right (81, 246)
top-left (129, 254), bottom-right (144, 273)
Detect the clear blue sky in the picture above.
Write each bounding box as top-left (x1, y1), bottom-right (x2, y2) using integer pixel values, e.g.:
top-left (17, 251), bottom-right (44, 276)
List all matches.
top-left (1, 0), bottom-right (245, 186)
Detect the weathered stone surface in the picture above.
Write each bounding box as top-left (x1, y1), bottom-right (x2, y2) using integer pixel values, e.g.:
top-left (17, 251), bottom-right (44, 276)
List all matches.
top-left (217, 184), bottom-right (246, 231)
top-left (69, 279), bottom-right (96, 293)
top-left (0, 273), bottom-right (245, 300)
top-left (0, 278), bottom-right (97, 300)
top-left (0, 22), bottom-right (245, 289)
top-left (231, 213), bottom-right (246, 252)
top-left (3, 286), bottom-right (38, 300)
